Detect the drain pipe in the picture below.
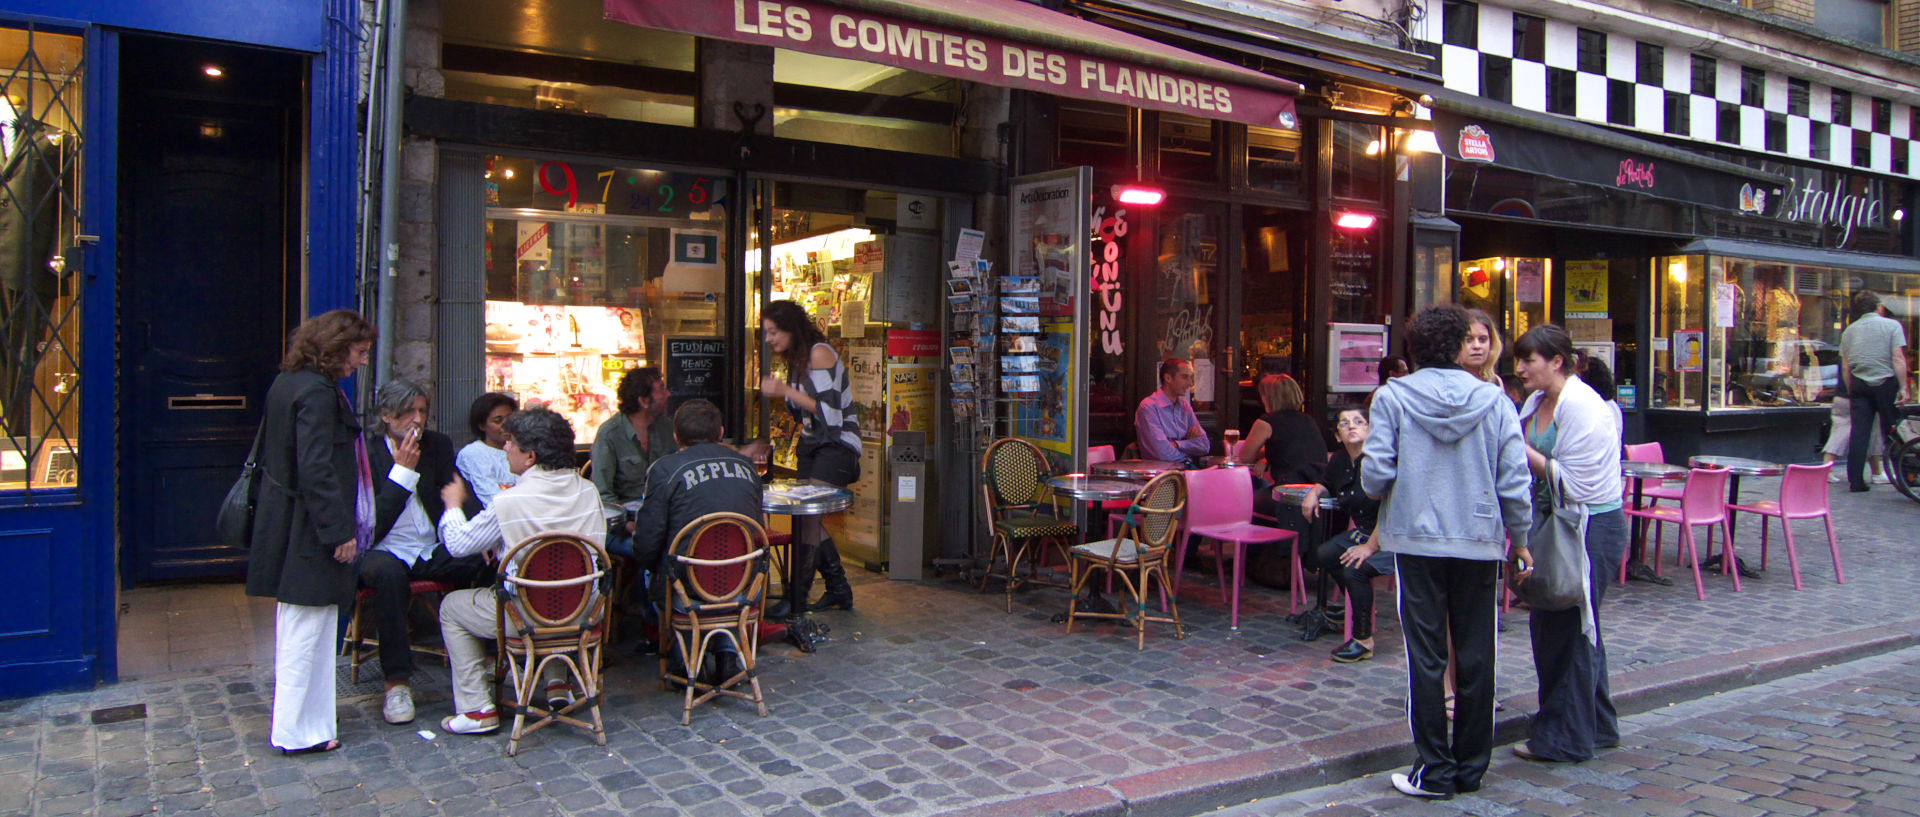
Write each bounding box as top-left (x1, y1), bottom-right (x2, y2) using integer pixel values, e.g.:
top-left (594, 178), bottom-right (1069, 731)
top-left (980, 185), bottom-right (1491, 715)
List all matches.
top-left (356, 0), bottom-right (388, 322)
top-left (373, 0), bottom-right (408, 387)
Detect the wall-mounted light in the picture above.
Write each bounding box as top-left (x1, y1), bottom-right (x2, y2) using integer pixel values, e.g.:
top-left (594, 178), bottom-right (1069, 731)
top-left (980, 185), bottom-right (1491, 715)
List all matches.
top-left (1364, 139), bottom-right (1382, 156)
top-left (1112, 184), bottom-right (1165, 206)
top-left (203, 65), bottom-right (224, 78)
top-left (1895, 208), bottom-right (1907, 221)
top-left (1402, 129), bottom-right (1441, 154)
top-left (1668, 259), bottom-right (1689, 282)
top-left (1334, 211), bottom-right (1377, 230)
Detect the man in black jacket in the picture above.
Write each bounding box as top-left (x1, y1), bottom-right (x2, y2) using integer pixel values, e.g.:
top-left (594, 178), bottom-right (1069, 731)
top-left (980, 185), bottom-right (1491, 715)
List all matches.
top-left (358, 379), bottom-right (487, 725)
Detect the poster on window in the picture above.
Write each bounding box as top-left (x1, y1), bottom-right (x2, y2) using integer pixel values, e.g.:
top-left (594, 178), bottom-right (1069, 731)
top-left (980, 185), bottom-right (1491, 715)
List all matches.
top-left (1565, 260), bottom-right (1609, 318)
top-left (1674, 329), bottom-right (1705, 372)
top-left (1328, 322), bottom-right (1390, 393)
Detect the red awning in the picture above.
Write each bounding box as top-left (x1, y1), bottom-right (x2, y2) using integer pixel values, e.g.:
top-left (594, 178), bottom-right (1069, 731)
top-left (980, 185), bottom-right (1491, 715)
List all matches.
top-left (605, 0), bottom-right (1301, 129)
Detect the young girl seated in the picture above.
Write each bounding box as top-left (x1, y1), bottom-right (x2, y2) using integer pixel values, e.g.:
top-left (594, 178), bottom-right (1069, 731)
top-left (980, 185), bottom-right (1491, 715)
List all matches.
top-left (1301, 407), bottom-right (1391, 662)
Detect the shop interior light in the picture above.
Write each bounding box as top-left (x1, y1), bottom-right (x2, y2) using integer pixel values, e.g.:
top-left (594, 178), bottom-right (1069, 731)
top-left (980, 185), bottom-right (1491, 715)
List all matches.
top-left (1402, 130), bottom-right (1441, 154)
top-left (1112, 184), bottom-right (1166, 206)
top-left (1334, 212), bottom-right (1377, 230)
top-left (1364, 139), bottom-right (1382, 156)
top-left (1493, 258), bottom-right (1507, 272)
top-left (502, 168), bottom-right (515, 179)
top-left (1895, 208), bottom-right (1907, 221)
top-left (203, 65), bottom-right (224, 78)
top-left (1668, 260), bottom-right (1689, 282)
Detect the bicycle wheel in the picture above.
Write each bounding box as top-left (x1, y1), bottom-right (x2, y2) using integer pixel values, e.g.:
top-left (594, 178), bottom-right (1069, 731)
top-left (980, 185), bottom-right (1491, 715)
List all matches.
top-left (1892, 434), bottom-right (1920, 503)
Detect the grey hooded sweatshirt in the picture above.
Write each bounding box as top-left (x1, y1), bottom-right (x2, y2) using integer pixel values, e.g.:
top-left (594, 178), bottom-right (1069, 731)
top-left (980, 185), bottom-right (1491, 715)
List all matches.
top-left (1361, 366), bottom-right (1532, 561)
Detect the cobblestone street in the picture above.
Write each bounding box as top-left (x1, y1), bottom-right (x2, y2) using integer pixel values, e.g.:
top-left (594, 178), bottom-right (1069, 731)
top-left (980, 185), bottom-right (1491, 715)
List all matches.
top-left (1209, 644), bottom-right (1920, 817)
top-left (3, 484), bottom-right (1917, 817)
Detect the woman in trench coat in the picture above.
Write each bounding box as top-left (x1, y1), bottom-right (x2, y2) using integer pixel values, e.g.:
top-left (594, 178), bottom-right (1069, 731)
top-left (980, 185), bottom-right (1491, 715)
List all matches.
top-left (244, 309), bottom-right (376, 754)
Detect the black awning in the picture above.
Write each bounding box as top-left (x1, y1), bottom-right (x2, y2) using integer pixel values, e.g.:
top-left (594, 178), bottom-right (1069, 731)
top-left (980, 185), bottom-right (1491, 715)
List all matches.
top-left (1679, 237), bottom-right (1920, 275)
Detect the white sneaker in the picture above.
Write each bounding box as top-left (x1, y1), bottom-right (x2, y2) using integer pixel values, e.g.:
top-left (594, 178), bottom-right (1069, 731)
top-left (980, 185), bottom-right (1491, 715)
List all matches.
top-left (1391, 772), bottom-right (1453, 800)
top-left (440, 710), bottom-right (499, 735)
top-left (382, 686), bottom-right (415, 725)
top-left (544, 681), bottom-right (576, 712)
top-left (1872, 472), bottom-right (1891, 484)
top-left (1828, 471), bottom-right (1841, 483)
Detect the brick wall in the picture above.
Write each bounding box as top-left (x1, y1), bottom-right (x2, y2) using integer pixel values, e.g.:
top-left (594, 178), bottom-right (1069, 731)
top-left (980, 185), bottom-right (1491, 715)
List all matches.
top-left (1750, 0), bottom-right (1816, 24)
top-left (1900, 0), bottom-right (1920, 52)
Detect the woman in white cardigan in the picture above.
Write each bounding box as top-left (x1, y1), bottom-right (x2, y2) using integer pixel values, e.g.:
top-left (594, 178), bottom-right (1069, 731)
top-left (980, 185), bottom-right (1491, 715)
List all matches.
top-left (1512, 324), bottom-right (1627, 763)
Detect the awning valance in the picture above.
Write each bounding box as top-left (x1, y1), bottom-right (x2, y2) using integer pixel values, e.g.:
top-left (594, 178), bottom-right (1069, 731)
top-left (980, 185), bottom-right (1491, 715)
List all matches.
top-left (604, 0), bottom-right (1302, 129)
top-left (1678, 237), bottom-right (1920, 275)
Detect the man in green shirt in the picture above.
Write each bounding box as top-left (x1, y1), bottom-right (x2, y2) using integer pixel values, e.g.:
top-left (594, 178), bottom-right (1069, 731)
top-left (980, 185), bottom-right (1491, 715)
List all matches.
top-left (592, 366), bottom-right (678, 557)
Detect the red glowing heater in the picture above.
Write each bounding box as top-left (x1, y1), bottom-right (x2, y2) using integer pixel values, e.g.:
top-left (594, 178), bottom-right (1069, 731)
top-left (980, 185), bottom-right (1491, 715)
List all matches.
top-left (1334, 212), bottom-right (1378, 230)
top-left (1112, 184), bottom-right (1165, 206)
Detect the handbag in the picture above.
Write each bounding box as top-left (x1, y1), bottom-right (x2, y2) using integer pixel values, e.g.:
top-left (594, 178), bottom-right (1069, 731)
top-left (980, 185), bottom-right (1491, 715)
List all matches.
top-left (214, 425), bottom-right (267, 549)
top-left (1510, 459), bottom-right (1590, 614)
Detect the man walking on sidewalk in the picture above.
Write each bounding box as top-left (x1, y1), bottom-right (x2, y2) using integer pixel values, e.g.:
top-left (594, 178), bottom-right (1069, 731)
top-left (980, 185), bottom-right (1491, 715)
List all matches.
top-left (1363, 304), bottom-right (1534, 800)
top-left (1840, 290), bottom-right (1909, 492)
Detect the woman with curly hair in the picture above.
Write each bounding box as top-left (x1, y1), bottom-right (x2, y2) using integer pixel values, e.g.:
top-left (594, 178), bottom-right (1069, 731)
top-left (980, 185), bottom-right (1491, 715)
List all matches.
top-left (245, 309), bottom-right (376, 755)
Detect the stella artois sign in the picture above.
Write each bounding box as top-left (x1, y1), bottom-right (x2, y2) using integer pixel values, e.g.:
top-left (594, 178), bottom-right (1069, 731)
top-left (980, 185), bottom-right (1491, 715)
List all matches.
top-left (1457, 124), bottom-right (1494, 163)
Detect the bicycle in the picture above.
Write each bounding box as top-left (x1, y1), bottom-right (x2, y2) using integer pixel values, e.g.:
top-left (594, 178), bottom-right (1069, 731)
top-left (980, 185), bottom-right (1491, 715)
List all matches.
top-left (1889, 405), bottom-right (1920, 504)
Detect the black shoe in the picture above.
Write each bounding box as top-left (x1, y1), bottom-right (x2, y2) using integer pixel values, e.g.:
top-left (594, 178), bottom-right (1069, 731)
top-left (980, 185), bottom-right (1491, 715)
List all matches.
top-left (1850, 485), bottom-right (1871, 492)
top-left (1297, 615), bottom-right (1334, 643)
top-left (767, 600), bottom-right (797, 621)
top-left (1331, 639), bottom-right (1373, 663)
top-left (1625, 562), bottom-right (1674, 586)
top-left (813, 590), bottom-right (854, 611)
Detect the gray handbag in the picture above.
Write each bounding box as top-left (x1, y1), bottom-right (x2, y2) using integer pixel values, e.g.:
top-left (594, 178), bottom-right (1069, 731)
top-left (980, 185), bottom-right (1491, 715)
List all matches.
top-left (1511, 459), bottom-right (1590, 613)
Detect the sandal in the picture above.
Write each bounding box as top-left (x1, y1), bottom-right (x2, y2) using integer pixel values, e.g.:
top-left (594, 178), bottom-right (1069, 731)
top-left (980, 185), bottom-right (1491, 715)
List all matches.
top-left (280, 739), bottom-right (341, 756)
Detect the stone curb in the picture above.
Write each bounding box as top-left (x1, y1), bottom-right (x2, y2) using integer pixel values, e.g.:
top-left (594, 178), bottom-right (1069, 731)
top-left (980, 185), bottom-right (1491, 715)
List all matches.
top-left (932, 616), bottom-right (1920, 817)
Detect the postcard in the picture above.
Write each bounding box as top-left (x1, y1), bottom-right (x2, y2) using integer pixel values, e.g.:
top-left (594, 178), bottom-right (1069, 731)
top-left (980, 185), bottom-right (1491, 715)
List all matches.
top-left (948, 278), bottom-right (974, 296)
top-left (1001, 315), bottom-right (1039, 333)
top-left (1001, 296), bottom-right (1040, 314)
top-left (1001, 375), bottom-right (1041, 393)
top-left (1000, 276), bottom-right (1040, 294)
top-left (948, 294), bottom-right (977, 313)
top-left (1000, 355), bottom-right (1040, 373)
top-left (949, 346), bottom-right (974, 365)
top-left (1006, 335), bottom-right (1038, 353)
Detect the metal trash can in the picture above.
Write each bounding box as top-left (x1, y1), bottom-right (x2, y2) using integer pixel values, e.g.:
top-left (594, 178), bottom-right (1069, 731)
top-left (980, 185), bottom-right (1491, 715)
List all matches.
top-left (886, 431), bottom-right (928, 580)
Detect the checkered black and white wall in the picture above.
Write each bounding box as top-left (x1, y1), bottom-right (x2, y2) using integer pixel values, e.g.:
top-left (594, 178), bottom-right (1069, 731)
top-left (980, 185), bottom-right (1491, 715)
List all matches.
top-left (1413, 0), bottom-right (1920, 179)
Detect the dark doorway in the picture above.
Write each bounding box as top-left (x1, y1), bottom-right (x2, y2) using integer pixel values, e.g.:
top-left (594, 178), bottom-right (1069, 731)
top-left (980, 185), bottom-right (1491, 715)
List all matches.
top-left (119, 35), bottom-right (302, 583)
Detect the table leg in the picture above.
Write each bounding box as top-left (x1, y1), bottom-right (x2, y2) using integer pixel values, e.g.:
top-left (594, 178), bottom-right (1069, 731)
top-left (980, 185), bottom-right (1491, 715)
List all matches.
top-left (1629, 481), bottom-right (1647, 565)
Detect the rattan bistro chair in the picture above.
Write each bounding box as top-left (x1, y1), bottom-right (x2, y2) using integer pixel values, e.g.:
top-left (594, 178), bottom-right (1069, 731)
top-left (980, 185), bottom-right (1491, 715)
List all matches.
top-left (1065, 470), bottom-right (1187, 650)
top-left (493, 532), bottom-right (611, 756)
top-left (658, 512), bottom-right (773, 725)
top-left (978, 438), bottom-right (1079, 612)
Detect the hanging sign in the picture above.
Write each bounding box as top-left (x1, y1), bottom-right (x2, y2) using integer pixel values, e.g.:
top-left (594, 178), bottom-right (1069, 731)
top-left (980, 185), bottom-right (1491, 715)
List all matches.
top-left (607, 0), bottom-right (1299, 128)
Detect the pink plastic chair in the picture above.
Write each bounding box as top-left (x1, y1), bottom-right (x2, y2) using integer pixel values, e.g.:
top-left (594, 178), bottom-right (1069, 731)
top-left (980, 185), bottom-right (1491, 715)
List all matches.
top-left (1625, 442), bottom-right (1685, 505)
top-left (1727, 463), bottom-right (1842, 590)
top-left (1174, 467), bottom-right (1298, 628)
top-left (1623, 467), bottom-right (1734, 600)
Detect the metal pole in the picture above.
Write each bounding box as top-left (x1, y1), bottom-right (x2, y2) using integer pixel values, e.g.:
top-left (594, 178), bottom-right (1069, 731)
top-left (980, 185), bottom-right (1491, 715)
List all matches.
top-left (373, 0), bottom-right (408, 386)
top-left (356, 0), bottom-right (388, 321)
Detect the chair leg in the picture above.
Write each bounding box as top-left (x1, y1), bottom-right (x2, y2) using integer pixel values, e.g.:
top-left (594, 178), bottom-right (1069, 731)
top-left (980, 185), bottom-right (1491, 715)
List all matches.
top-left (1757, 517), bottom-right (1770, 571)
top-left (1063, 560), bottom-right (1083, 635)
top-left (1682, 525), bottom-right (1707, 601)
top-left (1823, 515), bottom-right (1844, 584)
top-left (1170, 531), bottom-right (1191, 600)
top-left (1722, 521), bottom-right (1740, 593)
top-left (1213, 540), bottom-right (1229, 605)
top-left (1779, 517), bottom-right (1803, 591)
top-left (978, 533), bottom-right (1003, 594)
top-left (1228, 541), bottom-right (1246, 630)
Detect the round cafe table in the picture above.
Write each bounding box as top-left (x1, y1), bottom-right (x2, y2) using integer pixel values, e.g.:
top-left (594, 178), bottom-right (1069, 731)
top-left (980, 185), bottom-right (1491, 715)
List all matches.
top-left (1089, 459), bottom-right (1183, 481)
top-left (762, 479), bottom-right (855, 615)
top-left (1046, 474), bottom-right (1143, 502)
top-left (1689, 455), bottom-right (1783, 540)
top-left (1621, 461), bottom-right (1688, 569)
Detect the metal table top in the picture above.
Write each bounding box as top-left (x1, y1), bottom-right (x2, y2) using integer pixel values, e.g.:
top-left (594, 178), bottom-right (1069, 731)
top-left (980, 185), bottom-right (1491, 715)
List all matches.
top-left (1688, 455), bottom-right (1784, 476)
top-left (1200, 456), bottom-right (1247, 469)
top-left (1088, 459), bottom-right (1184, 480)
top-left (762, 479), bottom-right (854, 515)
top-left (1046, 474), bottom-right (1143, 502)
top-left (1622, 460), bottom-right (1688, 480)
top-left (1272, 483), bottom-right (1340, 511)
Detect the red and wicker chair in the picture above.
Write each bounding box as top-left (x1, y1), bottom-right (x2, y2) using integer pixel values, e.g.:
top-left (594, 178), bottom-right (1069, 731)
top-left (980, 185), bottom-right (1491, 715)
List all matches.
top-left (342, 579), bottom-right (459, 683)
top-left (493, 531), bottom-right (610, 756)
top-left (658, 512), bottom-right (773, 725)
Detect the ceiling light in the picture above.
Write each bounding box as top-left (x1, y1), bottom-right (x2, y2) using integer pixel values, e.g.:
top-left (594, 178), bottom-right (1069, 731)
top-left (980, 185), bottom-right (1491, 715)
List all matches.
top-left (1112, 184), bottom-right (1165, 206)
top-left (1335, 212), bottom-right (1377, 230)
top-left (1403, 130), bottom-right (1441, 154)
top-left (203, 65), bottom-right (224, 78)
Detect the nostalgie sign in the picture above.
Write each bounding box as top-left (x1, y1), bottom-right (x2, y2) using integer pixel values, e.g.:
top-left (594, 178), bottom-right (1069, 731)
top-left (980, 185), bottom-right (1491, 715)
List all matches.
top-left (607, 0), bottom-right (1299, 129)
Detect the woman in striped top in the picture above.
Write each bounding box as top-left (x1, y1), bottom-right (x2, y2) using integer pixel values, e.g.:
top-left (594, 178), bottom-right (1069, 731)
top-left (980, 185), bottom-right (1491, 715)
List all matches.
top-left (760, 300), bottom-right (859, 618)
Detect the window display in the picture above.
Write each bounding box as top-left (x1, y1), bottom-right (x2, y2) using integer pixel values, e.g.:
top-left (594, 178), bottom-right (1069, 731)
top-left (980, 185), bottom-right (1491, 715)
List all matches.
top-left (480, 154), bottom-right (727, 442)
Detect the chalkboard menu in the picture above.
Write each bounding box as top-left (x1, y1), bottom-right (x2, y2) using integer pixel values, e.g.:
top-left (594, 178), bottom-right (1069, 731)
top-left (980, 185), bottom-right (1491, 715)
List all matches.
top-left (665, 337), bottom-right (727, 414)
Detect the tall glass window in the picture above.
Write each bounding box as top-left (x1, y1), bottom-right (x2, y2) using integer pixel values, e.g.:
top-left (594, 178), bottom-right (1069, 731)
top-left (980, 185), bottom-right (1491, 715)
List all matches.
top-left (1328, 121), bottom-right (1385, 203)
top-left (0, 27), bottom-right (84, 493)
top-left (1652, 255), bottom-right (1706, 409)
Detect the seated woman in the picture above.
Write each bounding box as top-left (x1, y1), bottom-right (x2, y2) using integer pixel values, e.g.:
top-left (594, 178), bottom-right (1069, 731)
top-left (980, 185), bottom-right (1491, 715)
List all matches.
top-left (1303, 407), bottom-right (1388, 661)
top-left (1240, 374), bottom-right (1329, 592)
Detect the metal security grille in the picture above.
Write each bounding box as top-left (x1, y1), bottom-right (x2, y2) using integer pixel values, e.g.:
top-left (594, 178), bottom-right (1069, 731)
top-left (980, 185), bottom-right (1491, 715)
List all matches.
top-left (0, 25), bottom-right (84, 493)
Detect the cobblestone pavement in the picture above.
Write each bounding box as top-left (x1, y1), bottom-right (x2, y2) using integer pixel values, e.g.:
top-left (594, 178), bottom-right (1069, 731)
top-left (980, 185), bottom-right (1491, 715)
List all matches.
top-left (1208, 644), bottom-right (1920, 817)
top-left (2, 484), bottom-right (1917, 817)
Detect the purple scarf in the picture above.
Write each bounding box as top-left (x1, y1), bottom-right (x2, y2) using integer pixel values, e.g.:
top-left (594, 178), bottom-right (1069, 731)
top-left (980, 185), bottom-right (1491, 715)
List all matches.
top-left (342, 386), bottom-right (376, 553)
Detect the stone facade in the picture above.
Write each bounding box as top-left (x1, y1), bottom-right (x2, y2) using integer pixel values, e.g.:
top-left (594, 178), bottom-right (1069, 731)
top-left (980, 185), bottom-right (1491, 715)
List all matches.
top-left (1749, 0), bottom-right (1816, 24)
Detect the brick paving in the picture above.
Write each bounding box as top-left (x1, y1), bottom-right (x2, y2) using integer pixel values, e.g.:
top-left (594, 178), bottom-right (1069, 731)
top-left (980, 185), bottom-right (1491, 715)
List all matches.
top-left (1207, 643), bottom-right (1920, 817)
top-left (2, 482), bottom-right (1918, 817)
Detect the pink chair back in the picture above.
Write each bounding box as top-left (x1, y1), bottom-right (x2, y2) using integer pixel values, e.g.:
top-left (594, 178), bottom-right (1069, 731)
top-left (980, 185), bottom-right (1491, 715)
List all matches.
top-left (1088, 445), bottom-right (1116, 466)
top-left (1778, 463), bottom-right (1832, 517)
top-left (1624, 441), bottom-right (1663, 463)
top-left (1680, 467), bottom-right (1730, 523)
top-left (1183, 466), bottom-right (1253, 529)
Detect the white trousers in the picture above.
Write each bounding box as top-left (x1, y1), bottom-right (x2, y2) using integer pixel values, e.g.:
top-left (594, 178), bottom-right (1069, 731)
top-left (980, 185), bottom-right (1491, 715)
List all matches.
top-left (441, 588), bottom-right (569, 716)
top-left (271, 602), bottom-right (339, 750)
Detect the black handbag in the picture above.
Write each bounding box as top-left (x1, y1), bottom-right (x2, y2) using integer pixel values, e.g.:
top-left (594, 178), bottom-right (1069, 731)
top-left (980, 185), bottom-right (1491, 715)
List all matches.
top-left (214, 426), bottom-right (267, 549)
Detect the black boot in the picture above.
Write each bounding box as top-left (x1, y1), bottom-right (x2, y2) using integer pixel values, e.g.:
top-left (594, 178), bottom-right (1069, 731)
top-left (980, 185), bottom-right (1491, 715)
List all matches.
top-left (776, 541), bottom-right (819, 621)
top-left (813, 537), bottom-right (854, 611)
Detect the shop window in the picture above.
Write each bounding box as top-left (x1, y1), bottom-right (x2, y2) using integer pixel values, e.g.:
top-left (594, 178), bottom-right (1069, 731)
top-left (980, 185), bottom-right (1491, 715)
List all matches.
top-left (442, 15), bottom-right (698, 128)
top-left (772, 49), bottom-right (959, 157)
top-left (1512, 14), bottom-right (1545, 62)
top-left (1246, 124), bottom-right (1305, 196)
top-left (1664, 91), bottom-right (1690, 136)
top-left (1459, 256), bottom-right (1549, 342)
top-left (1691, 55), bottom-right (1716, 97)
top-left (1788, 78), bottom-right (1810, 117)
top-left (1481, 53), bottom-right (1512, 104)
top-left (1547, 68), bottom-right (1577, 116)
top-left (481, 155), bottom-right (728, 443)
top-left (1576, 29), bottom-right (1606, 75)
top-left (0, 27), bottom-right (84, 494)
top-left (1330, 215), bottom-right (1383, 325)
top-left (1651, 255), bottom-right (1706, 409)
top-left (1158, 112), bottom-right (1220, 183)
top-left (1328, 121), bottom-right (1385, 203)
top-left (1442, 0), bottom-right (1479, 48)
top-left (1636, 42), bottom-right (1663, 87)
top-left (1153, 210), bottom-right (1222, 410)
top-left (1712, 258), bottom-right (1852, 409)
top-left (1607, 79), bottom-right (1634, 127)
top-left (1241, 209), bottom-right (1307, 392)
top-left (1058, 99), bottom-right (1130, 171)
top-left (1741, 67), bottom-right (1764, 108)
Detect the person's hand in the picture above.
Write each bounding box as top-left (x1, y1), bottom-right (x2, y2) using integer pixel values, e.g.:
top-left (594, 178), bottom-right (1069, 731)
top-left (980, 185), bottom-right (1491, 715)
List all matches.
top-left (1301, 486), bottom-right (1324, 521)
top-left (1510, 546), bottom-right (1534, 584)
top-left (332, 539), bottom-right (357, 564)
top-left (1338, 536), bottom-right (1380, 569)
top-left (393, 427), bottom-right (421, 471)
top-left (625, 520), bottom-right (636, 533)
top-left (760, 376), bottom-right (786, 399)
top-left (441, 474), bottom-right (469, 510)
top-left (738, 439), bottom-right (772, 461)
